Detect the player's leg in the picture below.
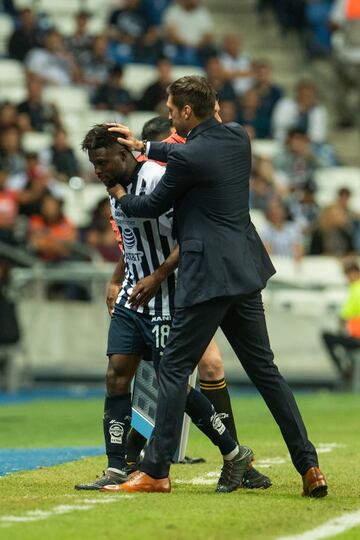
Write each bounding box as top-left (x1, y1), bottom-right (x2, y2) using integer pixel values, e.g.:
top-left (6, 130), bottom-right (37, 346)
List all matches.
top-left (75, 306), bottom-right (143, 490)
top-left (126, 427), bottom-right (147, 472)
top-left (198, 338), bottom-right (272, 489)
top-left (144, 316), bottom-right (239, 464)
top-left (322, 332), bottom-right (357, 386)
top-left (104, 353), bottom-right (141, 473)
top-left (198, 338), bottom-right (238, 441)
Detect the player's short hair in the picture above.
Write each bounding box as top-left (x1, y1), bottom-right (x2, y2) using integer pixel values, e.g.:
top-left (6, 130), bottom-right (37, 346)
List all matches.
top-left (81, 124), bottom-right (125, 152)
top-left (141, 116), bottom-right (171, 141)
top-left (167, 76), bottom-right (216, 119)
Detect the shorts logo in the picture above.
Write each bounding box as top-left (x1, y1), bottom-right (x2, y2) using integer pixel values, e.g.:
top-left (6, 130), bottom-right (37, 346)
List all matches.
top-left (210, 412), bottom-right (226, 435)
top-left (109, 420), bottom-right (124, 444)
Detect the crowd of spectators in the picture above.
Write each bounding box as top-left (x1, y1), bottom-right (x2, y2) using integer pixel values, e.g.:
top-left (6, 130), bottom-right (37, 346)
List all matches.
top-left (0, 0), bottom-right (359, 275)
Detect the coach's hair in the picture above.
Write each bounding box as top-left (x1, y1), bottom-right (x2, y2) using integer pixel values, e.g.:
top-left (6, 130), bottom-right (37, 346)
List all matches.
top-left (81, 124), bottom-right (125, 152)
top-left (167, 76), bottom-right (216, 119)
top-left (141, 116), bottom-right (171, 141)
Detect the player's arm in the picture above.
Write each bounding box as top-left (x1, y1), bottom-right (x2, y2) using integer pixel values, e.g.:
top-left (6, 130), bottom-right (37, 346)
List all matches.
top-left (128, 245), bottom-right (179, 308)
top-left (106, 253), bottom-right (125, 316)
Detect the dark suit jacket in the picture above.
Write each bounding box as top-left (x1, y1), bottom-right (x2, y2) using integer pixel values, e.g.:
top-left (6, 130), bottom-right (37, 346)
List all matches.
top-left (121, 117), bottom-right (275, 308)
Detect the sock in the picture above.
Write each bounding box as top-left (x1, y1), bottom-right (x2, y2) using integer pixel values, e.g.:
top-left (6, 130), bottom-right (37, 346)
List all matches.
top-left (224, 445), bottom-right (239, 461)
top-left (103, 394), bottom-right (131, 470)
top-left (200, 378), bottom-right (239, 442)
top-left (185, 387), bottom-right (236, 456)
top-left (126, 428), bottom-right (147, 465)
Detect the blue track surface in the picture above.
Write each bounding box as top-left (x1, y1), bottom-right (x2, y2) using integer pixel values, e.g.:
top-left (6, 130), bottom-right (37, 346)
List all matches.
top-left (0, 387), bottom-right (104, 406)
top-left (0, 447), bottom-right (104, 477)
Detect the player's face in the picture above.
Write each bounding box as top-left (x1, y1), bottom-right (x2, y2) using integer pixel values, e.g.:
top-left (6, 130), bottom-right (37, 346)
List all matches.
top-left (166, 95), bottom-right (189, 138)
top-left (89, 146), bottom-right (128, 188)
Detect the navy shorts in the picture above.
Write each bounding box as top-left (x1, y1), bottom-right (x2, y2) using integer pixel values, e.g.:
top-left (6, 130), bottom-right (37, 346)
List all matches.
top-left (107, 304), bottom-right (172, 369)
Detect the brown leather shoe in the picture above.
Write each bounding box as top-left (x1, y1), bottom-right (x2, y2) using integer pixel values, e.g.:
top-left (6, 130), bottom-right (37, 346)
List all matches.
top-left (302, 467), bottom-right (328, 498)
top-left (101, 471), bottom-right (171, 493)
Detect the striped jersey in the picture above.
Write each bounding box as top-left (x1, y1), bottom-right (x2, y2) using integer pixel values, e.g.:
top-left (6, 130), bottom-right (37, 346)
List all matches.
top-left (110, 161), bottom-right (176, 317)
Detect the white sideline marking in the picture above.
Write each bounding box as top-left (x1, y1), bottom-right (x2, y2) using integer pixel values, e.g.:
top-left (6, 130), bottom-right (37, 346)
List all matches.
top-left (256, 457), bottom-right (288, 468)
top-left (0, 496), bottom-right (131, 527)
top-left (277, 510), bottom-right (360, 540)
top-left (317, 443), bottom-right (345, 454)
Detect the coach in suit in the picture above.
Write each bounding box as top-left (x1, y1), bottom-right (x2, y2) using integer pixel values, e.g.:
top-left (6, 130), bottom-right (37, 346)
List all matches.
top-left (103, 76), bottom-right (327, 497)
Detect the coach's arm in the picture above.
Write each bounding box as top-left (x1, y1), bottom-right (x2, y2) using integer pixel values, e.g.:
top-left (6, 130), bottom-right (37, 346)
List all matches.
top-left (114, 150), bottom-right (192, 218)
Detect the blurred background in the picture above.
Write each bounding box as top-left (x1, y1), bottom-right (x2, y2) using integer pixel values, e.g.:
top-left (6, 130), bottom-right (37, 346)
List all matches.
top-left (0, 0), bottom-right (359, 394)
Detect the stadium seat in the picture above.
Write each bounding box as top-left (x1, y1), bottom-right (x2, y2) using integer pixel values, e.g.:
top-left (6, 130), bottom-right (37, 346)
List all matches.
top-left (85, 0), bottom-right (114, 12)
top-left (61, 183), bottom-right (106, 227)
top-left (270, 255), bottom-right (346, 288)
top-left (22, 132), bottom-right (53, 154)
top-left (50, 15), bottom-right (106, 37)
top-left (82, 109), bottom-right (125, 129)
top-left (271, 289), bottom-right (331, 316)
top-left (0, 13), bottom-right (13, 56)
top-left (251, 139), bottom-right (281, 159)
top-left (37, 0), bottom-right (80, 16)
top-left (122, 64), bottom-right (157, 99)
top-left (0, 85), bottom-right (27, 104)
top-left (171, 66), bottom-right (205, 80)
top-left (43, 85), bottom-right (90, 114)
top-left (315, 167), bottom-right (360, 210)
top-left (250, 209), bottom-right (267, 231)
top-left (0, 59), bottom-right (26, 87)
top-left (127, 111), bottom-right (158, 138)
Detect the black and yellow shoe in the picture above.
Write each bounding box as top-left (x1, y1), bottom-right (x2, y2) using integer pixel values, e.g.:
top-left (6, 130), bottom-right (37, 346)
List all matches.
top-left (216, 446), bottom-right (254, 493)
top-left (75, 469), bottom-right (127, 491)
top-left (241, 466), bottom-right (272, 489)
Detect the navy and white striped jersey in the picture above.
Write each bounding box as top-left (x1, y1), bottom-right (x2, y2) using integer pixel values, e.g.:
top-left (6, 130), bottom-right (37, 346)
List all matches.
top-left (110, 161), bottom-right (176, 317)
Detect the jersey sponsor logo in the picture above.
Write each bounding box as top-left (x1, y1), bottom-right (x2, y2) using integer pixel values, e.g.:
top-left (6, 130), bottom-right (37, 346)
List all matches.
top-left (151, 315), bottom-right (172, 322)
top-left (122, 227), bottom-right (144, 264)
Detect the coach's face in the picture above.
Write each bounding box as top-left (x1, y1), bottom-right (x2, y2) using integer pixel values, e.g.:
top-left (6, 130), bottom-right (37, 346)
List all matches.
top-left (166, 95), bottom-right (191, 138)
top-left (89, 146), bottom-right (129, 188)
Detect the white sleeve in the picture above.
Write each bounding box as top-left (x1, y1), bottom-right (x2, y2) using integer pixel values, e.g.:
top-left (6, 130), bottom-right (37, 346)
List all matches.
top-left (200, 8), bottom-right (214, 32)
top-left (163, 6), bottom-right (177, 26)
top-left (330, 0), bottom-right (346, 24)
top-left (308, 106), bottom-right (328, 144)
top-left (271, 99), bottom-right (296, 141)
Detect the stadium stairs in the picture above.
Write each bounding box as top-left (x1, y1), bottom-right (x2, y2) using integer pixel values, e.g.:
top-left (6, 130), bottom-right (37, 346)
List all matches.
top-left (205, 0), bottom-right (360, 166)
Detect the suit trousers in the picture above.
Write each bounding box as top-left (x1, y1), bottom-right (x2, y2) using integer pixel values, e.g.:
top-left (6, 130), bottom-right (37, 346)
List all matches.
top-left (140, 291), bottom-right (318, 479)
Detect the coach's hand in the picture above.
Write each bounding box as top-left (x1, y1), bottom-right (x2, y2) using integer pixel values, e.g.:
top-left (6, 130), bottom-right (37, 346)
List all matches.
top-left (129, 274), bottom-right (162, 308)
top-left (106, 281), bottom-right (121, 315)
top-left (107, 123), bottom-right (145, 153)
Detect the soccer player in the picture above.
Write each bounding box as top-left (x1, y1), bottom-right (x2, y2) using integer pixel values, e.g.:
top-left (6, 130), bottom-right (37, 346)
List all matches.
top-left (75, 125), bottom-right (255, 493)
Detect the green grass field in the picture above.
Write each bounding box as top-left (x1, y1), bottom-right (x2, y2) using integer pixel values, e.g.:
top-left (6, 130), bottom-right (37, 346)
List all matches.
top-left (0, 392), bottom-right (359, 540)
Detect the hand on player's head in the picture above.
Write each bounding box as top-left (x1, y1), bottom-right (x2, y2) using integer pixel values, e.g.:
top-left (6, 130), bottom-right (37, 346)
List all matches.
top-left (107, 123), bottom-right (143, 152)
